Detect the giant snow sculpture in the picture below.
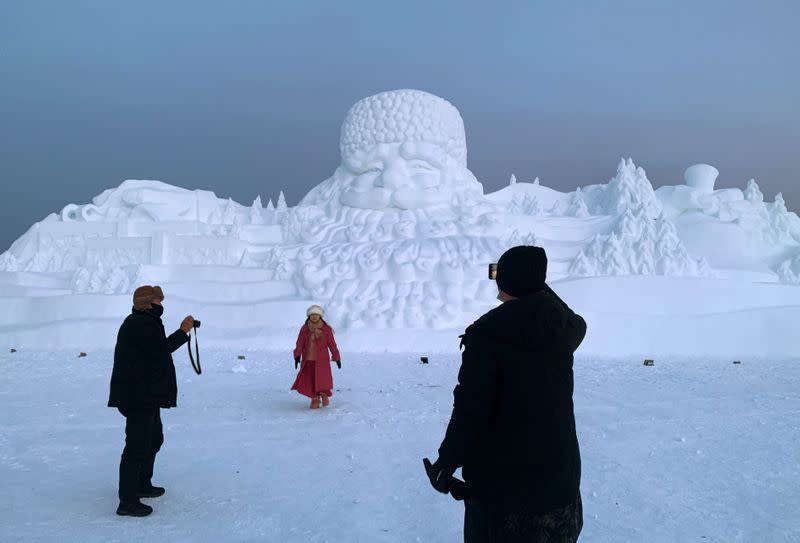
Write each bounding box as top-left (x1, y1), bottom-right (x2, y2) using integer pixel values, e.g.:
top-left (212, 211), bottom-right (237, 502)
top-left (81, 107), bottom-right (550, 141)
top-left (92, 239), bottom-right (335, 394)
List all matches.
top-left (2, 89), bottom-right (800, 351)
top-left (286, 90), bottom-right (503, 328)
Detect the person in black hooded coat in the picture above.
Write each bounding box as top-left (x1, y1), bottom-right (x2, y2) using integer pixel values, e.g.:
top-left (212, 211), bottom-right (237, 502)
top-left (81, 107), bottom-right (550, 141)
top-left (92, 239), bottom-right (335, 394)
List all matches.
top-left (108, 285), bottom-right (194, 517)
top-left (425, 246), bottom-right (587, 543)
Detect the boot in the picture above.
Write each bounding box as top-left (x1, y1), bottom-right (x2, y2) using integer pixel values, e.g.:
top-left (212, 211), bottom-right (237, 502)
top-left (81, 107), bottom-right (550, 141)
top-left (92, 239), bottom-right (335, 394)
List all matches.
top-left (137, 485), bottom-right (166, 498)
top-left (321, 394), bottom-right (330, 407)
top-left (310, 396), bottom-right (321, 409)
top-left (116, 500), bottom-right (153, 517)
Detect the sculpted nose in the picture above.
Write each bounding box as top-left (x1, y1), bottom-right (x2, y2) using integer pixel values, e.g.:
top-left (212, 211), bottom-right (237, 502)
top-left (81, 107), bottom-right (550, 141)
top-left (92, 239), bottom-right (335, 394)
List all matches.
top-left (377, 165), bottom-right (408, 190)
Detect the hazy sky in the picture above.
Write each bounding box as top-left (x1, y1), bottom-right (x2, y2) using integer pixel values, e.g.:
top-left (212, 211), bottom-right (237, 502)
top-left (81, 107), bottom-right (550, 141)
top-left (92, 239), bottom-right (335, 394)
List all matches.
top-left (1, 1), bottom-right (798, 251)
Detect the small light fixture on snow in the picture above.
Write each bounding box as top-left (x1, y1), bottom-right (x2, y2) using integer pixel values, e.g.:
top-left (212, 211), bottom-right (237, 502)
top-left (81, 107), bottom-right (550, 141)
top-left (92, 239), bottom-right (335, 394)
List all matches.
top-left (78, 352), bottom-right (87, 358)
top-left (733, 360), bottom-right (742, 365)
top-left (10, 348), bottom-right (16, 353)
top-left (238, 355), bottom-right (246, 360)
top-left (420, 356), bottom-right (429, 364)
top-left (643, 359), bottom-right (654, 366)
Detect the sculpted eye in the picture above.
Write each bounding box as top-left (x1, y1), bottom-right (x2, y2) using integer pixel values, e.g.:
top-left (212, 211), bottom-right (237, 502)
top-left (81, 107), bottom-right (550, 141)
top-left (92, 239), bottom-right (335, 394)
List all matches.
top-left (411, 161), bottom-right (435, 171)
top-left (359, 167), bottom-right (381, 175)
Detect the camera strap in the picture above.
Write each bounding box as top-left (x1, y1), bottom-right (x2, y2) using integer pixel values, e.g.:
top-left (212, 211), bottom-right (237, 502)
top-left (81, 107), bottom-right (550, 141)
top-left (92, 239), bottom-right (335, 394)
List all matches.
top-left (187, 330), bottom-right (201, 375)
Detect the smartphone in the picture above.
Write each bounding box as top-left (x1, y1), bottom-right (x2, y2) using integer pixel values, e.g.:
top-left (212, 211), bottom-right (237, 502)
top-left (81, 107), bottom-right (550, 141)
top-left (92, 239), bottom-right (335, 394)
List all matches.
top-left (488, 263), bottom-right (497, 280)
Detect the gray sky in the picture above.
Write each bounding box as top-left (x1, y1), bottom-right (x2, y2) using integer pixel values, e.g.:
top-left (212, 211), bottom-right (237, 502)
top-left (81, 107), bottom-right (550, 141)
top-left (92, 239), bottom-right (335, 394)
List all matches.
top-left (1, 0), bottom-right (798, 251)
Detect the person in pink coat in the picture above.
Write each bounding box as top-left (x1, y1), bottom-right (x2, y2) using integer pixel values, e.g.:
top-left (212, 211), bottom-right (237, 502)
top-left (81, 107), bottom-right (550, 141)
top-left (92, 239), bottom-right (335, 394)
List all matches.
top-left (291, 305), bottom-right (341, 409)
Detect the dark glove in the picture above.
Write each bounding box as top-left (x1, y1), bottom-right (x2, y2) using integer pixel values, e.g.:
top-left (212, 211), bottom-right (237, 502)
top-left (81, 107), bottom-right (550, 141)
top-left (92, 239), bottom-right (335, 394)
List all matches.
top-left (449, 478), bottom-right (469, 501)
top-left (423, 457), bottom-right (456, 494)
top-left (334, 360), bottom-right (341, 369)
top-left (294, 356), bottom-right (300, 369)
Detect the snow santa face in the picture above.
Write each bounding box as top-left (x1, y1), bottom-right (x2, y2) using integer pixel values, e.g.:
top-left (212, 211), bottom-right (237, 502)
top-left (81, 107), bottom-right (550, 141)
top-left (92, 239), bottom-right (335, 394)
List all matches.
top-left (335, 89), bottom-right (483, 210)
top-left (341, 141), bottom-right (450, 209)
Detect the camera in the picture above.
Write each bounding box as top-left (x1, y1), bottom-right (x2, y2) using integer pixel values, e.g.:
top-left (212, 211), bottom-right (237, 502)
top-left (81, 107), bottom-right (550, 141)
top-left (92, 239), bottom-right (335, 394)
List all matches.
top-left (488, 263), bottom-right (497, 280)
top-left (193, 320), bottom-right (201, 328)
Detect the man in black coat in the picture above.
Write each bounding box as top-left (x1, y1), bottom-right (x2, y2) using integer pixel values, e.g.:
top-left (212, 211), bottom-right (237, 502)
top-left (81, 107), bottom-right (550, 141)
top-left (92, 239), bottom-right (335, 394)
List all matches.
top-left (108, 285), bottom-right (194, 517)
top-left (425, 246), bottom-right (587, 542)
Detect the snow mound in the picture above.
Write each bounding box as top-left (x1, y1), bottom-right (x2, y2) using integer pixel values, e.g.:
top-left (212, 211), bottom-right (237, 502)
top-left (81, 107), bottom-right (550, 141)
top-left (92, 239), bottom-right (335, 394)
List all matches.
top-left (569, 206), bottom-right (713, 277)
top-left (486, 177), bottom-right (569, 216)
top-left (565, 187), bottom-right (590, 218)
top-left (775, 250), bottom-right (800, 284)
top-left (489, 159), bottom-right (662, 220)
top-left (509, 192), bottom-right (543, 216)
top-left (590, 158), bottom-right (663, 217)
top-left (762, 192), bottom-right (800, 246)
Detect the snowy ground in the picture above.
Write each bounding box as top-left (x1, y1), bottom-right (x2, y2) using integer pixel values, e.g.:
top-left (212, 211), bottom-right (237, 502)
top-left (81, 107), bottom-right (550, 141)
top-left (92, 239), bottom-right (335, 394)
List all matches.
top-left (1, 348), bottom-right (799, 542)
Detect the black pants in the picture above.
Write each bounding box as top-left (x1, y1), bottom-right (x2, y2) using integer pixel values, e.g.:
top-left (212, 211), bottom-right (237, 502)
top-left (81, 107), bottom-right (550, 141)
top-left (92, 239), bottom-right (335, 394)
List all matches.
top-left (117, 407), bottom-right (163, 503)
top-left (464, 493), bottom-right (583, 543)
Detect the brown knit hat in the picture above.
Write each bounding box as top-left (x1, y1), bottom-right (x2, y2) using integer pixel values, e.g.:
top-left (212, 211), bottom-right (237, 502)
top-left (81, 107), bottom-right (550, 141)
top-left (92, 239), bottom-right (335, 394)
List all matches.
top-left (133, 285), bottom-right (165, 310)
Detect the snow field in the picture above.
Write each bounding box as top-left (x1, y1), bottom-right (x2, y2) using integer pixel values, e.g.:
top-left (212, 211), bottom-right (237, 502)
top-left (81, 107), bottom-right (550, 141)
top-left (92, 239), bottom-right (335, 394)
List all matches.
top-left (1, 349), bottom-right (798, 542)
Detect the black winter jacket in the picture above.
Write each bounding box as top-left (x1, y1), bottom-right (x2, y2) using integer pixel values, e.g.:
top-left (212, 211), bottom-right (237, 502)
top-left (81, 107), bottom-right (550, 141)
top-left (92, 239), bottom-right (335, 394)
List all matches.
top-left (108, 308), bottom-right (189, 409)
top-left (438, 288), bottom-right (587, 512)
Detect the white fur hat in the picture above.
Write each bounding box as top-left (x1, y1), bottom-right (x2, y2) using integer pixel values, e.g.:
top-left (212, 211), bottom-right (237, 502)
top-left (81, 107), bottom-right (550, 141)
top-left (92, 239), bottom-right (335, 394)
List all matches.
top-left (306, 304), bottom-right (324, 317)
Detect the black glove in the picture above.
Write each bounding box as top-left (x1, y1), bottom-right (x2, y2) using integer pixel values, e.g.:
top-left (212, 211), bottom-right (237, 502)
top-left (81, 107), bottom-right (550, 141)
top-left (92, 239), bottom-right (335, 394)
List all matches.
top-left (449, 477), bottom-right (469, 501)
top-left (334, 360), bottom-right (341, 369)
top-left (423, 457), bottom-right (456, 494)
top-left (294, 356), bottom-right (300, 369)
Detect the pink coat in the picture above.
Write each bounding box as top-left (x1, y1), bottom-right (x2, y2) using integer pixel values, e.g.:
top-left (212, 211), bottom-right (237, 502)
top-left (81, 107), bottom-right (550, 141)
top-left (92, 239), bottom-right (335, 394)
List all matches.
top-left (293, 323), bottom-right (340, 364)
top-left (291, 323), bottom-right (341, 398)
